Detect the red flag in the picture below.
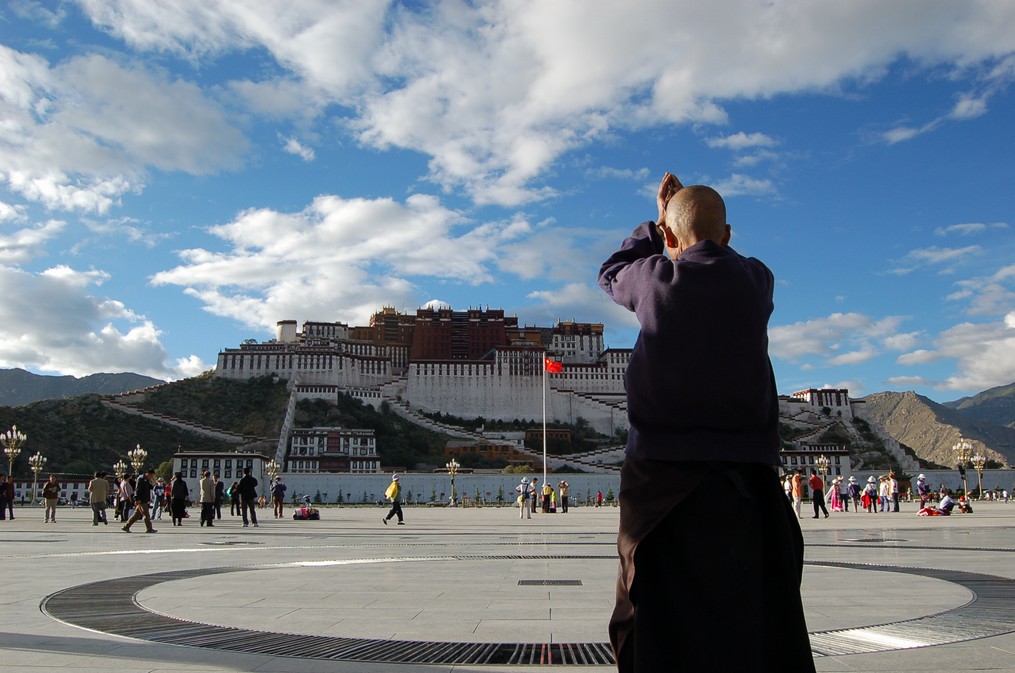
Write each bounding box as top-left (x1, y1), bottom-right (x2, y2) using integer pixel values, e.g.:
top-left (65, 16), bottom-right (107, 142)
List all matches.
top-left (544, 356), bottom-right (563, 374)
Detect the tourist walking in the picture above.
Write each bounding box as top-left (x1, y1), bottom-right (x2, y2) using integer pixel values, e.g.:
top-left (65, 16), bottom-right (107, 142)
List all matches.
top-left (599, 172), bottom-right (813, 671)
top-left (170, 471), bottom-right (189, 526)
top-left (878, 476), bottom-right (890, 512)
top-left (827, 477), bottom-right (843, 513)
top-left (272, 477), bottom-right (287, 518)
top-left (541, 481), bottom-right (552, 513)
top-left (214, 474), bottom-right (225, 519)
top-left (238, 467), bottom-right (259, 527)
top-left (199, 470), bottom-right (216, 527)
top-left (122, 468), bottom-right (158, 533)
top-left (791, 470), bottom-right (804, 519)
top-left (42, 474), bottom-right (61, 523)
top-left (229, 481), bottom-right (241, 516)
top-left (809, 469), bottom-right (829, 519)
top-left (118, 474), bottom-right (136, 522)
top-left (889, 472), bottom-right (900, 512)
top-left (530, 478), bottom-right (539, 514)
top-left (847, 476), bottom-right (861, 512)
top-left (3, 474), bottom-right (14, 519)
top-left (862, 476), bottom-right (878, 513)
top-left (382, 474), bottom-right (403, 525)
top-left (558, 480), bottom-right (570, 513)
top-left (516, 477), bottom-right (532, 519)
top-left (87, 472), bottom-right (109, 525)
top-left (0, 473), bottom-right (7, 521)
top-left (151, 477), bottom-right (166, 519)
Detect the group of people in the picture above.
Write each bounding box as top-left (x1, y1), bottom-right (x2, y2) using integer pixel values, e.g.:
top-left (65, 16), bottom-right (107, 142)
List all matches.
top-left (784, 470), bottom-right (909, 517)
top-left (10, 467), bottom-right (267, 530)
top-left (514, 477), bottom-right (571, 519)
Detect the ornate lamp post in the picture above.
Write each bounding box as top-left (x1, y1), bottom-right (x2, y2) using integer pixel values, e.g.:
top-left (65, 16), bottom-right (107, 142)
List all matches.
top-left (970, 454), bottom-right (987, 499)
top-left (127, 443), bottom-right (147, 474)
top-left (28, 451), bottom-right (46, 505)
top-left (1, 425), bottom-right (27, 476)
top-left (446, 457), bottom-right (460, 507)
top-left (815, 454), bottom-right (830, 484)
top-left (953, 438), bottom-right (973, 496)
top-left (113, 459), bottom-right (128, 481)
top-left (266, 459), bottom-right (279, 483)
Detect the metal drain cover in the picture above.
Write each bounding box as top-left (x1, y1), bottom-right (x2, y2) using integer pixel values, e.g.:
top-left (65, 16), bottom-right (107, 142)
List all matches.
top-left (518, 579), bottom-right (583, 586)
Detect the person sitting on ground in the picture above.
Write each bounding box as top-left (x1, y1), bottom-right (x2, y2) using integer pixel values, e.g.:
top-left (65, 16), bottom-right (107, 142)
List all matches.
top-left (918, 489), bottom-right (956, 516)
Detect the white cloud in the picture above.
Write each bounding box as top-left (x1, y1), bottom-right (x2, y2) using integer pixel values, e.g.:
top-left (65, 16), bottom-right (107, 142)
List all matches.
top-left (887, 375), bottom-right (931, 388)
top-left (888, 245), bottom-right (981, 275)
top-left (897, 349), bottom-right (941, 366)
top-left (946, 262), bottom-right (1015, 316)
top-left (0, 47), bottom-right (248, 213)
top-left (935, 222), bottom-right (993, 236)
top-left (770, 312), bottom-right (908, 367)
top-left (706, 132), bottom-right (778, 151)
top-left (281, 136), bottom-right (316, 162)
top-left (0, 219), bottom-right (65, 263)
top-left (711, 173), bottom-right (776, 197)
top-left (0, 264), bottom-right (187, 379)
top-left (72, 1), bottom-right (1015, 206)
top-left (150, 193), bottom-right (555, 330)
top-left (934, 319), bottom-right (1015, 391)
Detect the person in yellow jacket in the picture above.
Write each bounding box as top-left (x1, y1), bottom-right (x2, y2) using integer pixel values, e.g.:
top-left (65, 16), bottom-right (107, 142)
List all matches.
top-left (382, 474), bottom-right (404, 525)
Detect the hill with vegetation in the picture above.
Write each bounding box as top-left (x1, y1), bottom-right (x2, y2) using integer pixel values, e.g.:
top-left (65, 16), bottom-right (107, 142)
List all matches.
top-left (0, 368), bottom-right (163, 407)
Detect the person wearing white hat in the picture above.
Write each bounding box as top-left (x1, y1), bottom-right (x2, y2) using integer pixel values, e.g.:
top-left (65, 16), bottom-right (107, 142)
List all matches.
top-left (862, 476), bottom-right (878, 513)
top-left (916, 474), bottom-right (931, 508)
top-left (846, 476), bottom-right (860, 512)
top-left (515, 477), bottom-right (532, 520)
top-left (382, 474), bottom-right (403, 525)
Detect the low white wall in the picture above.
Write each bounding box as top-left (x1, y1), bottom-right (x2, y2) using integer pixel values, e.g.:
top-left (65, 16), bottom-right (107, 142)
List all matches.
top-left (276, 472), bottom-right (621, 505)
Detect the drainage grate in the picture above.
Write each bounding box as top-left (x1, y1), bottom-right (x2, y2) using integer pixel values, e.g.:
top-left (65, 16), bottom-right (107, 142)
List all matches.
top-left (40, 556), bottom-right (1015, 665)
top-left (518, 580), bottom-right (583, 586)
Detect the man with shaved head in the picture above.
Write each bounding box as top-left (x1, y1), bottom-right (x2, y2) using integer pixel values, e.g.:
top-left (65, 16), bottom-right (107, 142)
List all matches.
top-left (599, 173), bottom-right (813, 672)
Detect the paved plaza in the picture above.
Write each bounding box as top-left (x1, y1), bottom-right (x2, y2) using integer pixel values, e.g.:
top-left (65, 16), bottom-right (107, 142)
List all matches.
top-left (1, 500), bottom-right (1014, 672)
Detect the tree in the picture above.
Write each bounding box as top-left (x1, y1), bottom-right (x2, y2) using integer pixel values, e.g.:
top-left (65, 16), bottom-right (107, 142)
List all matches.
top-left (155, 459), bottom-right (174, 482)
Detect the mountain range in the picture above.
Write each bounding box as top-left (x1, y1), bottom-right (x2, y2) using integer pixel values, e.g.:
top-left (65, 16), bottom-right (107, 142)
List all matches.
top-left (862, 381), bottom-right (1015, 469)
top-left (0, 368), bottom-right (164, 407)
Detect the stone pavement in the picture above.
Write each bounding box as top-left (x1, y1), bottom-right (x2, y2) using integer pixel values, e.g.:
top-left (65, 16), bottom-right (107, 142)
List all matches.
top-left (1, 500), bottom-right (1014, 672)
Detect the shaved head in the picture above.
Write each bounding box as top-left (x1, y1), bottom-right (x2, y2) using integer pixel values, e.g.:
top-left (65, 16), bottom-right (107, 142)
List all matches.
top-left (664, 185), bottom-right (728, 249)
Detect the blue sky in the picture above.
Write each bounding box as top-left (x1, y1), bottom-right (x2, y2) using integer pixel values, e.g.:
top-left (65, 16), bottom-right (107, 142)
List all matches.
top-left (1, 1), bottom-right (1013, 404)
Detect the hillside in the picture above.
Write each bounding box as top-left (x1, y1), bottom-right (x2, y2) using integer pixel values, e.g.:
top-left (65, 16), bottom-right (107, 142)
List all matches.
top-left (0, 368), bottom-right (163, 407)
top-left (862, 391), bottom-right (1015, 467)
top-left (943, 381), bottom-right (1015, 428)
top-left (0, 395), bottom-right (230, 478)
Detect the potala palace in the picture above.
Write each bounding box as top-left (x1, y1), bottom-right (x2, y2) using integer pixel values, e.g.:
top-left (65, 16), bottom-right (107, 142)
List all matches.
top-left (212, 306), bottom-right (921, 480)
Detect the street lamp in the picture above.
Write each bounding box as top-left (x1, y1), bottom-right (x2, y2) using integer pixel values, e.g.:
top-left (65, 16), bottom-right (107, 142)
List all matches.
top-left (970, 454), bottom-right (987, 499)
top-left (113, 459), bottom-right (128, 481)
top-left (266, 459), bottom-right (279, 483)
top-left (1, 425), bottom-right (27, 476)
top-left (28, 452), bottom-right (46, 505)
top-left (446, 457), bottom-right (460, 507)
top-left (815, 454), bottom-right (830, 483)
top-left (127, 443), bottom-right (147, 474)
top-left (953, 438), bottom-right (973, 496)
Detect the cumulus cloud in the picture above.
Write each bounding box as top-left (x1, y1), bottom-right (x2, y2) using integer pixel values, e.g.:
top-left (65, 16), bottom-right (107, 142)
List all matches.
top-left (769, 312), bottom-right (908, 366)
top-left (0, 264), bottom-right (194, 379)
top-left (150, 193), bottom-right (556, 330)
top-left (70, 1), bottom-right (1015, 206)
top-left (281, 136), bottom-right (316, 162)
top-left (0, 220), bottom-right (65, 263)
top-left (946, 262), bottom-right (1015, 316)
top-left (0, 47), bottom-right (248, 213)
top-left (706, 132), bottom-right (778, 151)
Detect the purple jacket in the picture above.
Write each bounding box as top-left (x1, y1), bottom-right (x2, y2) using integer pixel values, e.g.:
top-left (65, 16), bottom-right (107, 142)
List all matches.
top-left (598, 221), bottom-right (780, 465)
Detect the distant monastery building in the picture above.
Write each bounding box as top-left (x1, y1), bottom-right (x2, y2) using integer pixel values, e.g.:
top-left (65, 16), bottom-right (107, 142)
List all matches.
top-left (215, 307), bottom-right (629, 437)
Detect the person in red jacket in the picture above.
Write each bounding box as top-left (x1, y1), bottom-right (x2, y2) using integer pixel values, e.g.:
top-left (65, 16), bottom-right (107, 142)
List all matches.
top-left (808, 469), bottom-right (829, 519)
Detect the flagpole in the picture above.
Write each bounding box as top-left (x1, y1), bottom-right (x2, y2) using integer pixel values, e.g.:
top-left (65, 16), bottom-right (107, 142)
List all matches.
top-left (542, 352), bottom-right (547, 488)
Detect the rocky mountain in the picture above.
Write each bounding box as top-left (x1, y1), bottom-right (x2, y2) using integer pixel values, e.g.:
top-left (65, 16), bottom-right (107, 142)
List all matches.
top-left (862, 390), bottom-right (1015, 468)
top-left (0, 368), bottom-right (164, 407)
top-left (943, 381), bottom-right (1015, 429)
